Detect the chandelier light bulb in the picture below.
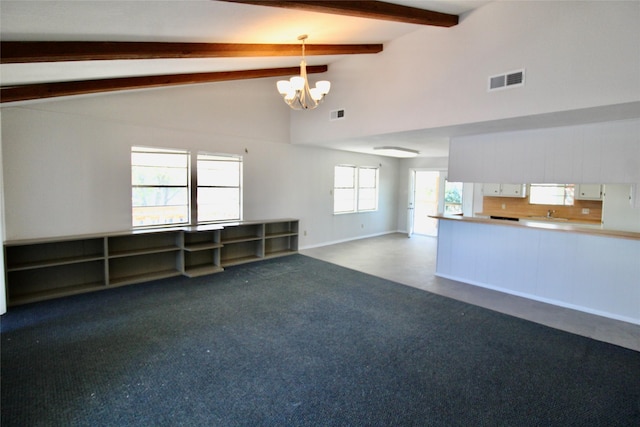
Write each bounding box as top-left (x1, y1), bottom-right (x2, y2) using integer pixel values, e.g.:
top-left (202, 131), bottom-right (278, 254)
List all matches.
top-left (276, 80), bottom-right (291, 95)
top-left (309, 87), bottom-right (323, 101)
top-left (315, 80), bottom-right (331, 95)
top-left (284, 89), bottom-right (296, 101)
top-left (290, 76), bottom-right (305, 91)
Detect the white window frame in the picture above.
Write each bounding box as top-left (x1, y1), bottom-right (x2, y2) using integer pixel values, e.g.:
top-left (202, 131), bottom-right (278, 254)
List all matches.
top-left (131, 146), bottom-right (190, 227)
top-left (196, 152), bottom-right (243, 223)
top-left (333, 165), bottom-right (379, 214)
top-left (357, 166), bottom-right (379, 212)
top-left (131, 147), bottom-right (244, 228)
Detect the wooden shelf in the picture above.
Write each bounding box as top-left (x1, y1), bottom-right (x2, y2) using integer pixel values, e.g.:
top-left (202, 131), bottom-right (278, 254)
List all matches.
top-left (221, 236), bottom-right (262, 244)
top-left (264, 249), bottom-right (297, 259)
top-left (265, 232), bottom-right (297, 239)
top-left (183, 242), bottom-right (223, 252)
top-left (109, 269), bottom-right (182, 287)
top-left (108, 246), bottom-right (181, 258)
top-left (7, 254), bottom-right (105, 272)
top-left (4, 219), bottom-right (298, 306)
top-left (184, 265), bottom-right (224, 278)
top-left (221, 255), bottom-right (262, 267)
top-left (8, 282), bottom-right (107, 306)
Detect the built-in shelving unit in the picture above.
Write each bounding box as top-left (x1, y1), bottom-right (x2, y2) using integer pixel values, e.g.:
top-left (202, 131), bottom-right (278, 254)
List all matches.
top-left (220, 222), bottom-right (264, 267)
top-left (183, 227), bottom-right (223, 278)
top-left (107, 231), bottom-right (183, 286)
top-left (3, 219), bottom-right (298, 306)
top-left (264, 220), bottom-right (299, 259)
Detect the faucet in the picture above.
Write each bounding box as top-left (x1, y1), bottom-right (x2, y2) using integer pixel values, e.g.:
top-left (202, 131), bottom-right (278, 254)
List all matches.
top-left (546, 209), bottom-right (555, 218)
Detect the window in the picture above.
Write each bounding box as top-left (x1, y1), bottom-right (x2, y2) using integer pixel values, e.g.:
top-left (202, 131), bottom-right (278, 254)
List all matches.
top-left (197, 153), bottom-right (242, 222)
top-left (529, 184), bottom-right (575, 206)
top-left (132, 146), bottom-right (190, 227)
top-left (334, 165), bottom-right (356, 213)
top-left (333, 165), bottom-right (379, 214)
top-left (357, 167), bottom-right (378, 211)
top-left (132, 147), bottom-right (243, 228)
top-left (444, 181), bottom-right (463, 214)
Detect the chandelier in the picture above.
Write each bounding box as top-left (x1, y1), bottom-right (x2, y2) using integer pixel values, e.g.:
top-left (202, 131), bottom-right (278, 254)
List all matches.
top-left (276, 35), bottom-right (331, 110)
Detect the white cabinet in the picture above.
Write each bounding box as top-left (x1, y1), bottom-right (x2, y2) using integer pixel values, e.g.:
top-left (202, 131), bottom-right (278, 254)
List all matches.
top-left (576, 184), bottom-right (602, 200)
top-left (483, 183), bottom-right (526, 198)
top-left (483, 183), bottom-right (501, 196)
top-left (501, 184), bottom-right (527, 197)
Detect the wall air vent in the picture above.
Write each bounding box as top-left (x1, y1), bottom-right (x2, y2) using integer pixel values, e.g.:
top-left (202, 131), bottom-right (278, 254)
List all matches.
top-left (488, 69), bottom-right (525, 91)
top-left (330, 109), bottom-right (345, 121)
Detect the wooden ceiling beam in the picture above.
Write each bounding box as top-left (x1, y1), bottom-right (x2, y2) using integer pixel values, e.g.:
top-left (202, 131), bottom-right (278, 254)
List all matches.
top-left (1, 41), bottom-right (382, 64)
top-left (218, 0), bottom-right (459, 27)
top-left (0, 65), bottom-right (328, 103)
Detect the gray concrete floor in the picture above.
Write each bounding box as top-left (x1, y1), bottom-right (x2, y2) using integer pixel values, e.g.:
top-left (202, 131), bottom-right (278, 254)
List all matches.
top-left (301, 233), bottom-right (640, 352)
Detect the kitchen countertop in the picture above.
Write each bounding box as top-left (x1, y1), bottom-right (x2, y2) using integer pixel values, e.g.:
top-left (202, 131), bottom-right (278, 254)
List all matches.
top-left (430, 214), bottom-right (640, 241)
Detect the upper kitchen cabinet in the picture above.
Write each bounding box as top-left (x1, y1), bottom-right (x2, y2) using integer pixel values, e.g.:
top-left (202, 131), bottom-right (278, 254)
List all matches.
top-left (483, 183), bottom-right (527, 198)
top-left (576, 184), bottom-right (603, 200)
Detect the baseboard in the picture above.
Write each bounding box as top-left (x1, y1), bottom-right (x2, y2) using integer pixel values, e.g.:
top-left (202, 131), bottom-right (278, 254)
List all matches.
top-left (435, 272), bottom-right (640, 326)
top-left (299, 230), bottom-right (398, 250)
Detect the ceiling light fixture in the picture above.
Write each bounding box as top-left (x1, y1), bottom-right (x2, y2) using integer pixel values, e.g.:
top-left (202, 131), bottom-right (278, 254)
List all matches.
top-left (374, 147), bottom-right (420, 158)
top-left (277, 35), bottom-right (330, 110)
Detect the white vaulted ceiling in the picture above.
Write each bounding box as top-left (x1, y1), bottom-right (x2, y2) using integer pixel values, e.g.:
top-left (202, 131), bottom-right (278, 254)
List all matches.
top-left (2, 1), bottom-right (638, 158)
top-left (0, 1), bottom-right (486, 86)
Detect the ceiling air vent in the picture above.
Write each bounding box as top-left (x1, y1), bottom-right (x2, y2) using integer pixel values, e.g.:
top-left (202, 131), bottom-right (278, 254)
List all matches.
top-left (488, 69), bottom-right (525, 91)
top-left (330, 109), bottom-right (345, 121)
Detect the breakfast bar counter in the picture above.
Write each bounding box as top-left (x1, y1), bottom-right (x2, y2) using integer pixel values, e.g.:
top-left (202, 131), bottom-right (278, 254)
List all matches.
top-left (431, 214), bottom-right (640, 240)
top-left (431, 215), bottom-right (640, 325)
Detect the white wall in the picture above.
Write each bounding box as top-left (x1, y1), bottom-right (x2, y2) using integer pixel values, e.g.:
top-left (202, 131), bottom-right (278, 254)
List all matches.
top-left (290, 0), bottom-right (640, 145)
top-left (448, 118), bottom-right (640, 184)
top-left (603, 184), bottom-right (640, 232)
top-left (1, 79), bottom-right (399, 245)
top-left (0, 113), bottom-right (6, 314)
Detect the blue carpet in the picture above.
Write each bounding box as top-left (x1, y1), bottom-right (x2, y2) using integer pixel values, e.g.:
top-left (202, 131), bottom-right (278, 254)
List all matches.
top-left (1, 254), bottom-right (639, 426)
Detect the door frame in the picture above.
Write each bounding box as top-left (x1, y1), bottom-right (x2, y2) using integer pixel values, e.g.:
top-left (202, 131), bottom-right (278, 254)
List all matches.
top-left (408, 168), bottom-right (448, 237)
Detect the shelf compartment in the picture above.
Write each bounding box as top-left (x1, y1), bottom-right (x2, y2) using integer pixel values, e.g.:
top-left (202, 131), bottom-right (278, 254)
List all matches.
top-left (264, 235), bottom-right (298, 257)
top-left (221, 240), bottom-right (263, 267)
top-left (108, 251), bottom-right (181, 286)
top-left (6, 238), bottom-right (104, 271)
top-left (184, 249), bottom-right (221, 277)
top-left (183, 230), bottom-right (221, 252)
top-left (7, 260), bottom-right (105, 305)
top-left (108, 232), bottom-right (180, 258)
top-left (264, 221), bottom-right (298, 238)
top-left (220, 224), bottom-right (263, 244)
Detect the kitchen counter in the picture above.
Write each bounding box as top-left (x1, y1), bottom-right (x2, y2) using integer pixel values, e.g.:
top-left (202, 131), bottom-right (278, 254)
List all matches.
top-left (430, 214), bottom-right (640, 241)
top-left (431, 214), bottom-right (640, 325)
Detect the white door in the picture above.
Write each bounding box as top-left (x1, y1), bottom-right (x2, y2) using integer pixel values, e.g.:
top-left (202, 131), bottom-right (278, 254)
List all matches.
top-left (411, 170), bottom-right (441, 236)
